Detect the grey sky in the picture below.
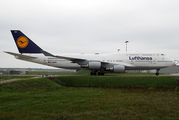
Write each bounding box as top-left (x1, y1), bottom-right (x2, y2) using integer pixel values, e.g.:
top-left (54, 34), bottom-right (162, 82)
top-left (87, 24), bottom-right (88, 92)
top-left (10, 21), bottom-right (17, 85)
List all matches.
top-left (1, 0), bottom-right (179, 68)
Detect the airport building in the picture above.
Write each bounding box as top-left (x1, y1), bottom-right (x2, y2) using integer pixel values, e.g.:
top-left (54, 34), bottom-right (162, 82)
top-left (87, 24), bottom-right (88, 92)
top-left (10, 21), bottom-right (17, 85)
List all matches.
top-left (10, 70), bottom-right (28, 74)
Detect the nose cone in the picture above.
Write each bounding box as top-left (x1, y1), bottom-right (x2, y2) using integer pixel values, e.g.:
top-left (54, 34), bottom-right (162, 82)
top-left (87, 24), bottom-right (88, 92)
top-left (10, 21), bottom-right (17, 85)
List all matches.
top-left (169, 58), bottom-right (175, 66)
top-left (174, 60), bottom-right (179, 66)
top-left (165, 57), bottom-right (175, 66)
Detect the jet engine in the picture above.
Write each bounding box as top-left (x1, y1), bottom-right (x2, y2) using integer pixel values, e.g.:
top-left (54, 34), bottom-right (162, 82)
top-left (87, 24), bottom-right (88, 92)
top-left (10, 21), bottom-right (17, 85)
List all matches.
top-left (106, 65), bottom-right (125, 73)
top-left (81, 62), bottom-right (101, 70)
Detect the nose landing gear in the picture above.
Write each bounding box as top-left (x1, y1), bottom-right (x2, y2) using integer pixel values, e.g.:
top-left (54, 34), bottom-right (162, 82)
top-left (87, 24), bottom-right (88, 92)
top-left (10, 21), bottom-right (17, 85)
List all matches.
top-left (155, 69), bottom-right (160, 76)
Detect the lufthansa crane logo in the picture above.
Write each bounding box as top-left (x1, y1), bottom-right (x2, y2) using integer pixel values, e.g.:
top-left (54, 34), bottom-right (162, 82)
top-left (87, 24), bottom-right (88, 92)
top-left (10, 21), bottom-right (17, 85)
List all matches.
top-left (16, 36), bottom-right (29, 48)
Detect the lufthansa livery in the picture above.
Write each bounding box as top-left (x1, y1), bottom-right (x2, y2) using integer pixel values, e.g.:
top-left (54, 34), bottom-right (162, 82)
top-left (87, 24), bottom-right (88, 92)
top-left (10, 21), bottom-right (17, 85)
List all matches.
top-left (5, 30), bottom-right (176, 76)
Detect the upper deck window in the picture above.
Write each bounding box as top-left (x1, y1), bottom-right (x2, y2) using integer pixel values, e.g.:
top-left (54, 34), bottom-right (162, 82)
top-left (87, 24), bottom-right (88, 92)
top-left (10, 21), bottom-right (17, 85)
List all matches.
top-left (161, 54), bottom-right (165, 56)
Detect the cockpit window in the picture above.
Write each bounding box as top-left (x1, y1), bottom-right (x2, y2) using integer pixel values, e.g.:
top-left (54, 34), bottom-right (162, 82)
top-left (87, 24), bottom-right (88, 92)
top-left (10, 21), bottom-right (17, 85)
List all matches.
top-left (161, 54), bottom-right (165, 56)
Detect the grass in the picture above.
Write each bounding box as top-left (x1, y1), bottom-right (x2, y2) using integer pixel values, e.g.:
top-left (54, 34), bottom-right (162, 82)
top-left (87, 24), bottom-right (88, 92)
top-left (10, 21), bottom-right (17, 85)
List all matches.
top-left (56, 76), bottom-right (177, 88)
top-left (0, 76), bottom-right (179, 119)
top-left (0, 78), bottom-right (61, 92)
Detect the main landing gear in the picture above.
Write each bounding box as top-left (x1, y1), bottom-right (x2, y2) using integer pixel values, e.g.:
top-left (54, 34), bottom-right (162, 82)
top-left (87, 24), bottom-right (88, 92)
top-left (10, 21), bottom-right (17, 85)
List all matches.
top-left (90, 70), bottom-right (104, 76)
top-left (90, 70), bottom-right (97, 75)
top-left (155, 69), bottom-right (160, 76)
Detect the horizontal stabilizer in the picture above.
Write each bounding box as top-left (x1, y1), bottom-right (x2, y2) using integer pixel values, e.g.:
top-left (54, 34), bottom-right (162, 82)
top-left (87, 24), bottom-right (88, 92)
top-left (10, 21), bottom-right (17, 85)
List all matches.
top-left (4, 51), bottom-right (37, 59)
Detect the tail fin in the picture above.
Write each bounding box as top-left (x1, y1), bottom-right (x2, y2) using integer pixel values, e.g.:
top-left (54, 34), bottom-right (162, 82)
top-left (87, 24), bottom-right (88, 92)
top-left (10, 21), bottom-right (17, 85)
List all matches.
top-left (11, 30), bottom-right (42, 53)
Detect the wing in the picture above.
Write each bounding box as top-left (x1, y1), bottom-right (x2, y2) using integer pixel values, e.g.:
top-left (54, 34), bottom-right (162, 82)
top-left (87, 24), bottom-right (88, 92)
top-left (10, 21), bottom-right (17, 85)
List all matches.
top-left (41, 50), bottom-right (90, 65)
top-left (41, 50), bottom-right (134, 67)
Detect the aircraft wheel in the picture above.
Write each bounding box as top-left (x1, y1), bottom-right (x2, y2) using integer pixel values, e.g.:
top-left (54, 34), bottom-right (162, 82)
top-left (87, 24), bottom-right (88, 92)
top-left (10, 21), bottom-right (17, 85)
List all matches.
top-left (155, 69), bottom-right (160, 76)
top-left (155, 73), bottom-right (159, 76)
top-left (91, 71), bottom-right (97, 75)
top-left (98, 72), bottom-right (104, 76)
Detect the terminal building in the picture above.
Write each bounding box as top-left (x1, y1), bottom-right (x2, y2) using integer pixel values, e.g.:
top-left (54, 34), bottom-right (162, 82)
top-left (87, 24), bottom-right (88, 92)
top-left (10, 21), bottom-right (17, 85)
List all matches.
top-left (10, 70), bottom-right (28, 74)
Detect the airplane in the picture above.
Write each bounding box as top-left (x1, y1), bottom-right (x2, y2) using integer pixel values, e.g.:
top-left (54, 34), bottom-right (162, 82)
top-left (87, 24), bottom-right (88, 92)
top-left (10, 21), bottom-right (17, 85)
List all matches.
top-left (4, 30), bottom-right (177, 76)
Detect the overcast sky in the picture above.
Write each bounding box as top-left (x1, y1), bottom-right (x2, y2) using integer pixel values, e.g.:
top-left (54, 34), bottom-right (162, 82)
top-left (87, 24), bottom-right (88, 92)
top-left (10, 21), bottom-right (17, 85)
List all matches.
top-left (1, 0), bottom-right (179, 68)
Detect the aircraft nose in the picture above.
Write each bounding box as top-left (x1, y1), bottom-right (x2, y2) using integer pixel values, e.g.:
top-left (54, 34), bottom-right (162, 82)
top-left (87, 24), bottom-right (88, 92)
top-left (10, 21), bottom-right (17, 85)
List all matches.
top-left (174, 60), bottom-right (179, 66)
top-left (166, 57), bottom-right (175, 66)
top-left (170, 58), bottom-right (176, 66)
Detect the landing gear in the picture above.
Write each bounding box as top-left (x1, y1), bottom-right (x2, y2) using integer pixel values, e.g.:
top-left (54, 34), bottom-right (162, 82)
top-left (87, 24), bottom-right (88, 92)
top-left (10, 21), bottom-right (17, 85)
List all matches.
top-left (90, 71), bottom-right (97, 75)
top-left (98, 72), bottom-right (104, 75)
top-left (90, 70), bottom-right (104, 76)
top-left (98, 68), bottom-right (105, 76)
top-left (155, 69), bottom-right (160, 76)
top-left (155, 73), bottom-right (159, 76)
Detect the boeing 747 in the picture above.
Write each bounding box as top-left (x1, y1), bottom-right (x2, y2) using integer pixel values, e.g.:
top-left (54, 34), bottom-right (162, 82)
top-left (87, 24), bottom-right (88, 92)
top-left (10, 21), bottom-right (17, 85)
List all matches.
top-left (5, 30), bottom-right (176, 75)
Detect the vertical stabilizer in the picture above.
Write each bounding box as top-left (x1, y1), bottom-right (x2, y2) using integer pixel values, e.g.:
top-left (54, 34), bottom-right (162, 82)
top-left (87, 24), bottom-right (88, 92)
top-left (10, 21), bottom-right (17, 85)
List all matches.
top-left (11, 30), bottom-right (42, 53)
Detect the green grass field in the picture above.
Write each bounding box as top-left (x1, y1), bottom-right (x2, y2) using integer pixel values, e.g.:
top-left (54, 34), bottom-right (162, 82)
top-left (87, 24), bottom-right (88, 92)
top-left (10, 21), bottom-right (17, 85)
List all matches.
top-left (56, 76), bottom-right (177, 88)
top-left (0, 76), bottom-right (179, 119)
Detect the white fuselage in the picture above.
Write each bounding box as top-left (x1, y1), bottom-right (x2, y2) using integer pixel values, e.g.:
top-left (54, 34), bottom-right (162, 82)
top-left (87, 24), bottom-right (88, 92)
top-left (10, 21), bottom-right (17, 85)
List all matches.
top-left (17, 52), bottom-right (175, 70)
top-left (8, 30), bottom-right (176, 75)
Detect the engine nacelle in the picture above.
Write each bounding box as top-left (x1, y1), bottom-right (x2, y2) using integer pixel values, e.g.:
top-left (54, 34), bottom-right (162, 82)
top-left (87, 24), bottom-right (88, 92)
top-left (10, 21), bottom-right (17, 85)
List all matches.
top-left (106, 65), bottom-right (125, 73)
top-left (81, 62), bottom-right (101, 70)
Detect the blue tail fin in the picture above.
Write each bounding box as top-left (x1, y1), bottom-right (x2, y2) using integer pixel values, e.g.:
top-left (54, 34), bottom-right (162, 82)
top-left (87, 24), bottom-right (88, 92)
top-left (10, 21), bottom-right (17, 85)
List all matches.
top-left (11, 30), bottom-right (42, 53)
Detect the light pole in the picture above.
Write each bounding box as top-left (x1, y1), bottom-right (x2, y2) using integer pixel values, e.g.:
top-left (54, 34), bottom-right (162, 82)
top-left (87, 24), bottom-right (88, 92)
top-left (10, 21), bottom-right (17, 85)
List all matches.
top-left (125, 41), bottom-right (129, 52)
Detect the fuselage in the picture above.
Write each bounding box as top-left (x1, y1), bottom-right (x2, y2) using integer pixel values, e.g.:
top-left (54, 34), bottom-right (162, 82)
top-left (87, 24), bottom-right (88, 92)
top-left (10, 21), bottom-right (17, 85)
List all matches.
top-left (17, 52), bottom-right (175, 71)
top-left (7, 30), bottom-right (177, 76)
